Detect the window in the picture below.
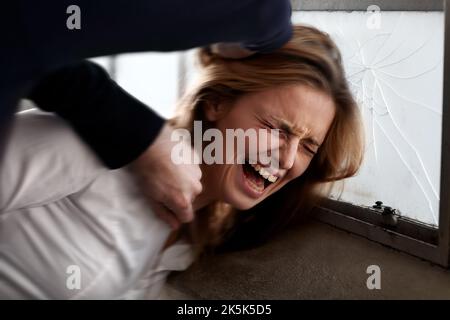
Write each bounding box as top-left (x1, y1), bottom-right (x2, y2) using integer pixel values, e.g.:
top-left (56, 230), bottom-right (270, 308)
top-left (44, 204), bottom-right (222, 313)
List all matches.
top-left (92, 52), bottom-right (182, 119)
top-left (288, 0), bottom-right (450, 268)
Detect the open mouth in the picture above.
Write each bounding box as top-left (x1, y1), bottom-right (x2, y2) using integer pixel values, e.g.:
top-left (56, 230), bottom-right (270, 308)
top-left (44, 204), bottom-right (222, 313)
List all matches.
top-left (242, 160), bottom-right (278, 195)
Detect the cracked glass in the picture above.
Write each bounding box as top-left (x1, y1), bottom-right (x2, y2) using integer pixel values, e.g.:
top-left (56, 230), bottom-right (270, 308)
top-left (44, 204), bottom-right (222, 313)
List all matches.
top-left (292, 11), bottom-right (444, 225)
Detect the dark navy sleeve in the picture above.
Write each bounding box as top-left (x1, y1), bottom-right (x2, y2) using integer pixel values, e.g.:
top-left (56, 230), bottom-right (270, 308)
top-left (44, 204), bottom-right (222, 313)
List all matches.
top-left (2, 0), bottom-right (293, 169)
top-left (27, 61), bottom-right (165, 169)
top-left (241, 0), bottom-right (293, 53)
top-left (17, 0), bottom-right (293, 71)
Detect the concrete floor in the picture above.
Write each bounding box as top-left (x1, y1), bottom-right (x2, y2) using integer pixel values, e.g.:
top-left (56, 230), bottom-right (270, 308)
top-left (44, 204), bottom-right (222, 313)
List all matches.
top-left (163, 220), bottom-right (450, 299)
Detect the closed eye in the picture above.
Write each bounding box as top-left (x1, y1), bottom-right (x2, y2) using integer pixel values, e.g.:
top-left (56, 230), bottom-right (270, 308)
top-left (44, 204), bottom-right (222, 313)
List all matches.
top-left (262, 119), bottom-right (276, 130)
top-left (301, 142), bottom-right (317, 156)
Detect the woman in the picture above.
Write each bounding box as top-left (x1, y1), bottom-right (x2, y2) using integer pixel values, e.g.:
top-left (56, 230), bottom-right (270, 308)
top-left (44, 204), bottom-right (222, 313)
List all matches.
top-left (0, 25), bottom-right (364, 299)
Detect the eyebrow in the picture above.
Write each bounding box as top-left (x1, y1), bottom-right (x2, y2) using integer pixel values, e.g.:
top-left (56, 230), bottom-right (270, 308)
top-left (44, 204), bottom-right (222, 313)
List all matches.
top-left (269, 115), bottom-right (322, 148)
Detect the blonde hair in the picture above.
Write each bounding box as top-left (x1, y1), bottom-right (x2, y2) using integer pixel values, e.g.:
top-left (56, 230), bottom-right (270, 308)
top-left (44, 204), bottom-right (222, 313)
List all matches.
top-left (171, 24), bottom-right (364, 254)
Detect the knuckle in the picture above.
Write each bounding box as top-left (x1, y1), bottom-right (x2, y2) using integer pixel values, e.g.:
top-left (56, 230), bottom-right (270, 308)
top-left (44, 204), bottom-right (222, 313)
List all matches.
top-left (174, 193), bottom-right (190, 210)
top-left (195, 166), bottom-right (202, 179)
top-left (194, 182), bottom-right (203, 194)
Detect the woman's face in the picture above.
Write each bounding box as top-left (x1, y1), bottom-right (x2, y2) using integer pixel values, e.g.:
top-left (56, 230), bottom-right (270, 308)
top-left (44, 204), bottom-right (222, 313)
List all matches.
top-left (203, 84), bottom-right (336, 210)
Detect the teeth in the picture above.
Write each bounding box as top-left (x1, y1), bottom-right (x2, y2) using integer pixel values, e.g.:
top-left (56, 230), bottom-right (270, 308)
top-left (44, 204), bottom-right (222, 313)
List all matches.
top-left (260, 168), bottom-right (269, 178)
top-left (250, 163), bottom-right (278, 183)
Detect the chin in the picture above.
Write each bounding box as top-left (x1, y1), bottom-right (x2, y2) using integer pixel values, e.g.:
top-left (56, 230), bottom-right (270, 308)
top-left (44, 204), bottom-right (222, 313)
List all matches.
top-left (221, 187), bottom-right (263, 211)
top-left (224, 197), bottom-right (257, 211)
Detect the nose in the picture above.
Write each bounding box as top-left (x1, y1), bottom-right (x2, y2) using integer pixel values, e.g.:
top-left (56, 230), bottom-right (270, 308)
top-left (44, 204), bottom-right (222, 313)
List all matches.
top-left (279, 138), bottom-right (298, 170)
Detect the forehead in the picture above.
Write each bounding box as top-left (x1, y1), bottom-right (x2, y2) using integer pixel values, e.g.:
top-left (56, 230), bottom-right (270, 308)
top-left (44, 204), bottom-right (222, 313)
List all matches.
top-left (238, 84), bottom-right (336, 142)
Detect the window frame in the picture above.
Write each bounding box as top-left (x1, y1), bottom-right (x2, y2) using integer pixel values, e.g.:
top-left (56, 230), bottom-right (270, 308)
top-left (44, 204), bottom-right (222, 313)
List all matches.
top-left (290, 0), bottom-right (450, 268)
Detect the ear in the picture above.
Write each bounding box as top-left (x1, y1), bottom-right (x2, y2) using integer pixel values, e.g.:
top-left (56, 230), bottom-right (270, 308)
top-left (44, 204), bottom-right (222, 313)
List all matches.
top-left (203, 100), bottom-right (228, 122)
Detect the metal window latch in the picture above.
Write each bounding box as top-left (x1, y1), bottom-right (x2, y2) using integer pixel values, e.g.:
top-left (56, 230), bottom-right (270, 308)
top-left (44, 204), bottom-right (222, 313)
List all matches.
top-left (372, 201), bottom-right (398, 227)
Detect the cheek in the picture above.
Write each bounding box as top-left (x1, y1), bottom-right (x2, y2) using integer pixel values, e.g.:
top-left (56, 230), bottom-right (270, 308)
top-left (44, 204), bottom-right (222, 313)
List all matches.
top-left (287, 155), bottom-right (313, 180)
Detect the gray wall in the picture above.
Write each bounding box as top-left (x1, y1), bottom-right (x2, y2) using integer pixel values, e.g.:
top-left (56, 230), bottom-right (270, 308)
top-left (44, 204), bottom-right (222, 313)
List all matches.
top-left (290, 0), bottom-right (443, 11)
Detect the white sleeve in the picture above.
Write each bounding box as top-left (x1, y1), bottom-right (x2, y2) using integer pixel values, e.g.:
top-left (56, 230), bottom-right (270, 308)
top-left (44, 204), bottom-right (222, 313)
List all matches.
top-left (0, 109), bottom-right (108, 213)
top-left (152, 242), bottom-right (195, 299)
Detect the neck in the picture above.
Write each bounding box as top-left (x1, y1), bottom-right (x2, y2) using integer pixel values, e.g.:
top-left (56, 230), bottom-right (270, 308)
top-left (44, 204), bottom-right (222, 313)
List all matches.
top-left (193, 192), bottom-right (213, 211)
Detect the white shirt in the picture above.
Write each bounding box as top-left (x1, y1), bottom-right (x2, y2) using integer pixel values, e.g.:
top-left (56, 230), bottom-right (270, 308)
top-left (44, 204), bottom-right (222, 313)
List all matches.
top-left (0, 110), bottom-right (194, 299)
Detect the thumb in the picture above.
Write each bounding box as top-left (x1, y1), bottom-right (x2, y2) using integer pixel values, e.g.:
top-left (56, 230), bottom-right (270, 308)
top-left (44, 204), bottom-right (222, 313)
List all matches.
top-left (164, 192), bottom-right (195, 223)
top-left (150, 201), bottom-right (181, 231)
